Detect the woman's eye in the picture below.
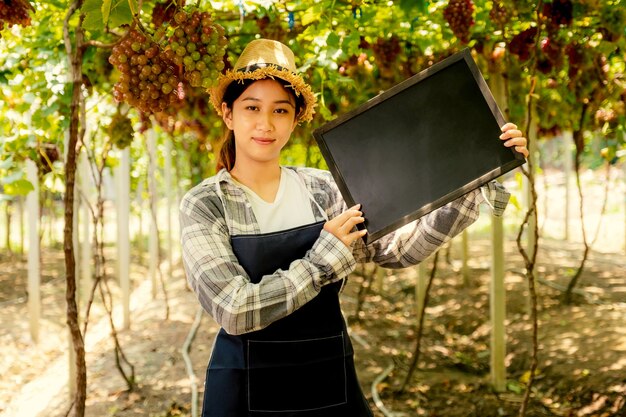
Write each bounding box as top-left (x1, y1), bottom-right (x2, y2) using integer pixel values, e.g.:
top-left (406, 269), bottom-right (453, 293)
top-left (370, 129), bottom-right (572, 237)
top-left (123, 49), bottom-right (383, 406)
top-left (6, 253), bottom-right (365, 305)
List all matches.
top-left (275, 108), bottom-right (289, 114)
top-left (245, 106), bottom-right (258, 111)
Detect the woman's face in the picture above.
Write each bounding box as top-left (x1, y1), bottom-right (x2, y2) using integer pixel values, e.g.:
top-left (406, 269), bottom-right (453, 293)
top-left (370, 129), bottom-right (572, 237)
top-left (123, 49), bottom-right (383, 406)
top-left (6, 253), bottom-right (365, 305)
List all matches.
top-left (222, 79), bottom-right (298, 169)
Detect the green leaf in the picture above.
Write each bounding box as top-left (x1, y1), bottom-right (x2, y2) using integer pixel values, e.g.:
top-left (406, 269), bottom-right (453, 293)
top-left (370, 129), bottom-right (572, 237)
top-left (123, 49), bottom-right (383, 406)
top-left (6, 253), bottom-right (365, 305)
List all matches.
top-left (0, 69), bottom-right (10, 84)
top-left (400, 0), bottom-right (428, 14)
top-left (0, 156), bottom-right (14, 170)
top-left (326, 32), bottom-right (340, 49)
top-left (0, 171), bottom-right (24, 185)
top-left (82, 0), bottom-right (104, 32)
top-left (3, 179), bottom-right (34, 196)
top-left (106, 0), bottom-right (133, 29)
top-left (301, 4), bottom-right (321, 27)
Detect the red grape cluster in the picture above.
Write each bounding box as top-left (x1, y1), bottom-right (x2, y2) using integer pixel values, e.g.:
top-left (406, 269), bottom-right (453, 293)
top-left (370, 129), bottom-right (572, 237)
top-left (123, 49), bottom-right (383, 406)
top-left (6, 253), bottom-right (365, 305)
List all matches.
top-left (443, 0), bottom-right (475, 44)
top-left (508, 27), bottom-right (538, 61)
top-left (109, 29), bottom-right (184, 114)
top-left (565, 42), bottom-right (583, 78)
top-left (161, 10), bottom-right (227, 89)
top-left (542, 0), bottom-right (573, 28)
top-left (108, 113), bottom-right (135, 150)
top-left (489, 1), bottom-right (509, 28)
top-left (152, 0), bottom-right (180, 28)
top-left (0, 0), bottom-right (34, 37)
top-left (372, 36), bottom-right (401, 65)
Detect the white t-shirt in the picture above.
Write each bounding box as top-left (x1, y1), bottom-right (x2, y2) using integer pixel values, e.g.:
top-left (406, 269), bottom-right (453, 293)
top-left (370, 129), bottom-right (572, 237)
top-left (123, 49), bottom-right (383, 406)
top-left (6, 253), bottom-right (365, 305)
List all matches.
top-left (233, 167), bottom-right (317, 233)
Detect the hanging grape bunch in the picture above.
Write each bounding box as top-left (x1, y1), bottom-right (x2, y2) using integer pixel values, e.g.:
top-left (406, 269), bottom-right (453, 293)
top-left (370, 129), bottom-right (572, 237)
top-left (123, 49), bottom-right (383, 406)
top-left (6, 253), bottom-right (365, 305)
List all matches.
top-left (508, 27), bottom-right (538, 61)
top-left (162, 9), bottom-right (227, 89)
top-left (107, 113), bottom-right (135, 150)
top-left (152, 0), bottom-right (180, 28)
top-left (443, 0), bottom-right (475, 44)
top-left (489, 1), bottom-right (509, 28)
top-left (109, 28), bottom-right (184, 114)
top-left (109, 7), bottom-right (227, 114)
top-left (542, 0), bottom-right (573, 29)
top-left (0, 0), bottom-right (35, 37)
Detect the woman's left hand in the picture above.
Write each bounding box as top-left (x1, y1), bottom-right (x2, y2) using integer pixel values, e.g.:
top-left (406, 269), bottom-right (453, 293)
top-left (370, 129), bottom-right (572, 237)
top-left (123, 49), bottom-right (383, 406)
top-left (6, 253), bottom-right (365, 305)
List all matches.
top-left (500, 123), bottom-right (529, 158)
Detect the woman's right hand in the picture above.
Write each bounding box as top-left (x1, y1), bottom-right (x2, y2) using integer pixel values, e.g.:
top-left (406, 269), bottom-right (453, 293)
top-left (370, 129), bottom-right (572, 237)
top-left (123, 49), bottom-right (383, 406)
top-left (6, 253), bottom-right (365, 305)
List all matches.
top-left (323, 204), bottom-right (367, 247)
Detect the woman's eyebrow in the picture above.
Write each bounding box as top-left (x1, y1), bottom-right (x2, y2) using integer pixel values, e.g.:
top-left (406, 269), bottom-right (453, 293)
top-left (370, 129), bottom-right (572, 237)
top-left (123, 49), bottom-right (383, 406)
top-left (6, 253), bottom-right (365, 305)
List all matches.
top-left (241, 96), bottom-right (295, 108)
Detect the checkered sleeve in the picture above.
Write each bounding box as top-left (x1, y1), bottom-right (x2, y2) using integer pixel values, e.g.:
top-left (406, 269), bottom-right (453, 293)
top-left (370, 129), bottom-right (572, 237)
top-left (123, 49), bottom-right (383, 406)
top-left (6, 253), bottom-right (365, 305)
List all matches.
top-left (349, 181), bottom-right (510, 268)
top-left (179, 184), bottom-right (355, 335)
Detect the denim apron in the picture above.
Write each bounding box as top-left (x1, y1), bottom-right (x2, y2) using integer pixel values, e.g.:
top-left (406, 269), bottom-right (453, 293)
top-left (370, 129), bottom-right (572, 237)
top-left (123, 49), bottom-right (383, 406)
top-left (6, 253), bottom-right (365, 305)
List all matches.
top-left (201, 220), bottom-right (373, 416)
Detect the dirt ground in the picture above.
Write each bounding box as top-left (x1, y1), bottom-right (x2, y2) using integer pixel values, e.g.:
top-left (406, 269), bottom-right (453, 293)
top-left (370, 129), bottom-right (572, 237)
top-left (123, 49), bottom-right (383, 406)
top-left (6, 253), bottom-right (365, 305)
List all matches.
top-left (0, 169), bottom-right (625, 417)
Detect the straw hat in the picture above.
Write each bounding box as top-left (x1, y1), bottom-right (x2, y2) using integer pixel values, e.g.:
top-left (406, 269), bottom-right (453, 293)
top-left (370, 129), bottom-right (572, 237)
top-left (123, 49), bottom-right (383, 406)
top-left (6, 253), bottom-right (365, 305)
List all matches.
top-left (209, 39), bottom-right (317, 123)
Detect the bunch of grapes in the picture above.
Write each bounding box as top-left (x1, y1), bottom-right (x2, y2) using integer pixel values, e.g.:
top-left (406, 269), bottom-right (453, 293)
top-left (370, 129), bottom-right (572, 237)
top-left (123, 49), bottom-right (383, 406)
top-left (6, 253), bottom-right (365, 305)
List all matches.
top-left (0, 0), bottom-right (34, 37)
top-left (108, 113), bottom-right (135, 150)
top-left (161, 9), bottom-right (227, 89)
top-left (489, 1), bottom-right (509, 28)
top-left (372, 36), bottom-right (401, 65)
top-left (152, 0), bottom-right (180, 27)
top-left (565, 42), bottom-right (583, 78)
top-left (443, 0), bottom-right (475, 44)
top-left (542, 0), bottom-right (573, 28)
top-left (109, 29), bottom-right (184, 114)
top-left (508, 27), bottom-right (538, 61)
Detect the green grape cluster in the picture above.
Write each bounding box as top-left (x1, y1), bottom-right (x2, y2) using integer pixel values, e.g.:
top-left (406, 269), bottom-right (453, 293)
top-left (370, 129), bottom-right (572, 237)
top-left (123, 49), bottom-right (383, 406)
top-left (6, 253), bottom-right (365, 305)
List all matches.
top-left (161, 9), bottom-right (227, 89)
top-left (109, 29), bottom-right (183, 114)
top-left (108, 8), bottom-right (228, 114)
top-left (0, 0), bottom-right (34, 37)
top-left (108, 113), bottom-right (135, 150)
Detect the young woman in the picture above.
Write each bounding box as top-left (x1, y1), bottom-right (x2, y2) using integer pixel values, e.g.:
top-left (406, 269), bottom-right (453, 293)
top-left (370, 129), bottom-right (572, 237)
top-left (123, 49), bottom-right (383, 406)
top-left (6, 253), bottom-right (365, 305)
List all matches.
top-left (180, 39), bottom-right (529, 417)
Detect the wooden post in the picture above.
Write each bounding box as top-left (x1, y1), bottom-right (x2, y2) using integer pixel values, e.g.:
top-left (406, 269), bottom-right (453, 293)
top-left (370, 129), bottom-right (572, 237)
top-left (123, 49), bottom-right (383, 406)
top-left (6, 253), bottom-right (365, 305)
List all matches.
top-left (622, 148), bottom-right (626, 255)
top-left (461, 229), bottom-right (469, 286)
top-left (135, 179), bottom-right (145, 259)
top-left (147, 130), bottom-right (159, 299)
top-left (562, 131), bottom-right (573, 241)
top-left (416, 261), bottom-right (428, 326)
top-left (26, 159), bottom-right (40, 344)
top-left (487, 71), bottom-right (508, 391)
top-left (490, 207), bottom-right (506, 391)
top-left (18, 196), bottom-right (25, 256)
top-left (79, 150), bottom-right (92, 307)
top-left (117, 148), bottom-right (131, 329)
top-left (164, 139), bottom-right (173, 277)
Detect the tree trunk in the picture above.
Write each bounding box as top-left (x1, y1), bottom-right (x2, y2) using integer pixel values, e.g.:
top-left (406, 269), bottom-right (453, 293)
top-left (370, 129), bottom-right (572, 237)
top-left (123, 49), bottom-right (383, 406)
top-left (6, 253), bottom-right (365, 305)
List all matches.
top-left (63, 2), bottom-right (86, 415)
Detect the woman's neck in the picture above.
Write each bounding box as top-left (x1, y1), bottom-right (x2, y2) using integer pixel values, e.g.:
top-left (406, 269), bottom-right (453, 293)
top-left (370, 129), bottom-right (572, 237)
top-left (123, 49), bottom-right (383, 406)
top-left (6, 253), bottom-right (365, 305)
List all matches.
top-left (230, 162), bottom-right (282, 203)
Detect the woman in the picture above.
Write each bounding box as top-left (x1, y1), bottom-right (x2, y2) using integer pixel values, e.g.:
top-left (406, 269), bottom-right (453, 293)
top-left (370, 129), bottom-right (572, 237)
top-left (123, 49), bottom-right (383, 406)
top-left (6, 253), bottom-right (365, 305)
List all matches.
top-left (180, 39), bottom-right (529, 417)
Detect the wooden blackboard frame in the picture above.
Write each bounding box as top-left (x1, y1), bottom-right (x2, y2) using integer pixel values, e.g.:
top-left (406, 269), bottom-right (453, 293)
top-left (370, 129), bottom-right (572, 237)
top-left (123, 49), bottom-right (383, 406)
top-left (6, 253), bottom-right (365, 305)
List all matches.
top-left (313, 49), bottom-right (526, 243)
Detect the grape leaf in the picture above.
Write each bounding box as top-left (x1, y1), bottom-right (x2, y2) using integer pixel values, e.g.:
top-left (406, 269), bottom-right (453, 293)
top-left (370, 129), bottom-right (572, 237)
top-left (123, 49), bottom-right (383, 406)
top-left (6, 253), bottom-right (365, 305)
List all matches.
top-left (3, 179), bottom-right (35, 196)
top-left (103, 0), bottom-right (133, 29)
top-left (82, 0), bottom-right (104, 32)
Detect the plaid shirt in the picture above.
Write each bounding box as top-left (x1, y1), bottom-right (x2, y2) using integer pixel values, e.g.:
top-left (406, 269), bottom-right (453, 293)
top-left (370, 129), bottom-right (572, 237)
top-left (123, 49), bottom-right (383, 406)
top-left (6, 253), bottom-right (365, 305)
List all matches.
top-left (180, 166), bottom-right (510, 335)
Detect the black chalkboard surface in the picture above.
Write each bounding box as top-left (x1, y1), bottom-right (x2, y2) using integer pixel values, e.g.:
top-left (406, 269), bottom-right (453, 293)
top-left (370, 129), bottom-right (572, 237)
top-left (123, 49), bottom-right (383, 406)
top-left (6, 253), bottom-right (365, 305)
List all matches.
top-left (313, 49), bottom-right (526, 243)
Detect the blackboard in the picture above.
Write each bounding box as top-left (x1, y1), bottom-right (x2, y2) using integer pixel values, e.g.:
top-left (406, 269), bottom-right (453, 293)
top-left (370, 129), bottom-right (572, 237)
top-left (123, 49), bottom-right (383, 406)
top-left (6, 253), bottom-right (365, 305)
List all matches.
top-left (313, 49), bottom-right (526, 243)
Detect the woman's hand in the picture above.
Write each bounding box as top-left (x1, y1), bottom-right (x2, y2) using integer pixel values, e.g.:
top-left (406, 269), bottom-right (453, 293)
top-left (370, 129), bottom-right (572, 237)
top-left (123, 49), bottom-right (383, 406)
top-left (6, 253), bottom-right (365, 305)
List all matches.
top-left (324, 204), bottom-right (367, 247)
top-left (500, 123), bottom-right (529, 158)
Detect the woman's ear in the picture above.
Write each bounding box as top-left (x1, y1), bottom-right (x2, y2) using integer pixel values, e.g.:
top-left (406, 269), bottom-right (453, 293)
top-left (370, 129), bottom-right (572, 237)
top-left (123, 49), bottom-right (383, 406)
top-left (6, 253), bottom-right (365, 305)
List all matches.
top-left (222, 103), bottom-right (233, 130)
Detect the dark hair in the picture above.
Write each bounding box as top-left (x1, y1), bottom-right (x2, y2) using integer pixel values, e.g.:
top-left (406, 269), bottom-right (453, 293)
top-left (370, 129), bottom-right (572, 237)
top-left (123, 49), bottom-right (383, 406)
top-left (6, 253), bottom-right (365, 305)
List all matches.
top-left (216, 78), bottom-right (305, 172)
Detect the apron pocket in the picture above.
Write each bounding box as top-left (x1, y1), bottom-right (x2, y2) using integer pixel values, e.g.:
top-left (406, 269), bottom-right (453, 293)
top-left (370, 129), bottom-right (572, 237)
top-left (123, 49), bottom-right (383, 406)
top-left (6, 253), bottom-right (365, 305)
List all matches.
top-left (247, 333), bottom-right (347, 412)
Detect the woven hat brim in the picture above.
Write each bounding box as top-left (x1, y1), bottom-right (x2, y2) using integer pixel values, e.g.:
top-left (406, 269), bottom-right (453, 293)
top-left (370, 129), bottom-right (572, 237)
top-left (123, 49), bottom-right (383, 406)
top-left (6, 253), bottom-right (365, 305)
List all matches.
top-left (209, 66), bottom-right (317, 123)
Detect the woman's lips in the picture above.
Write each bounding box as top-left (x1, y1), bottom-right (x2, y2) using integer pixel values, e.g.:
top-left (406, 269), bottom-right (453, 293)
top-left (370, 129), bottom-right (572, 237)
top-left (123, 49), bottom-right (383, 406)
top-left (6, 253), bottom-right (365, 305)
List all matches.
top-left (252, 137), bottom-right (275, 145)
